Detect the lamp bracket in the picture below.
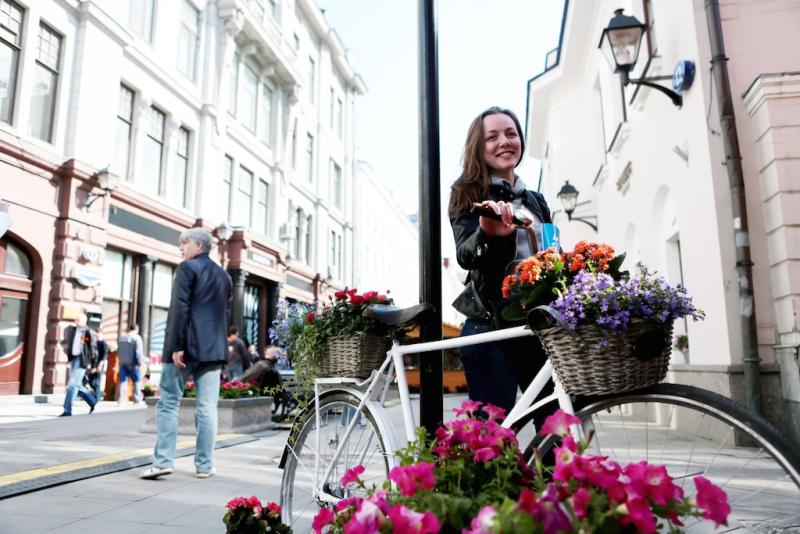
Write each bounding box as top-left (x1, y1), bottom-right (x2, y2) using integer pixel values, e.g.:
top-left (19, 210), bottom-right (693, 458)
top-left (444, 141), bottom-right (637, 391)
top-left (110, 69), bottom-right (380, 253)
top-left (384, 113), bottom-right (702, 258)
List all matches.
top-left (566, 213), bottom-right (599, 232)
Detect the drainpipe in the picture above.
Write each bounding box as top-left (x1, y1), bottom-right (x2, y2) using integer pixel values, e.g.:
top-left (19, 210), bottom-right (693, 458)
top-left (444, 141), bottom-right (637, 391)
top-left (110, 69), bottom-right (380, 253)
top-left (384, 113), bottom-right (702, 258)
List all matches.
top-left (704, 0), bottom-right (761, 415)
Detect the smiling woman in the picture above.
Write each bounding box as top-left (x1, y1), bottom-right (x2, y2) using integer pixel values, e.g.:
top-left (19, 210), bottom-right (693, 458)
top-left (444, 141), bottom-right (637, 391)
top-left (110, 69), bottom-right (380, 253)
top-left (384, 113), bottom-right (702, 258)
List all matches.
top-left (448, 106), bottom-right (555, 426)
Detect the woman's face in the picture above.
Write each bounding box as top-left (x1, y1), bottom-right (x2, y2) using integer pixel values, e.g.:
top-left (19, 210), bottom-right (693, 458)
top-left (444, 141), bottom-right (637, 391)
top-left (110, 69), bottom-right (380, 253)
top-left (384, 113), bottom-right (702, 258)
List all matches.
top-left (481, 113), bottom-right (521, 180)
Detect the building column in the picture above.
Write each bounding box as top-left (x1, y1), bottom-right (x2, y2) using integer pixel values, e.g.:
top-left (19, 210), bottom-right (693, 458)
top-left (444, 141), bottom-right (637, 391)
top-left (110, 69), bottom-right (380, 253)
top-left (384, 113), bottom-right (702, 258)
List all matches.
top-left (137, 256), bottom-right (156, 355)
top-left (229, 268), bottom-right (249, 334)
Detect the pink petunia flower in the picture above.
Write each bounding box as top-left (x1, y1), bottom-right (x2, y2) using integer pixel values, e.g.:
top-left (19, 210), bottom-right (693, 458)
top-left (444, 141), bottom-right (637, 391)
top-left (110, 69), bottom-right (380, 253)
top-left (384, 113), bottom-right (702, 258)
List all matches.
top-left (481, 404), bottom-right (506, 422)
top-left (571, 487), bottom-right (591, 519)
top-left (463, 506), bottom-right (497, 534)
top-left (341, 465), bottom-right (366, 486)
top-left (385, 503), bottom-right (440, 534)
top-left (389, 462), bottom-right (436, 497)
top-left (453, 400), bottom-right (483, 418)
top-left (694, 476), bottom-right (730, 528)
top-left (312, 506), bottom-right (335, 534)
top-left (473, 446), bottom-right (500, 462)
top-left (540, 409), bottom-right (581, 437)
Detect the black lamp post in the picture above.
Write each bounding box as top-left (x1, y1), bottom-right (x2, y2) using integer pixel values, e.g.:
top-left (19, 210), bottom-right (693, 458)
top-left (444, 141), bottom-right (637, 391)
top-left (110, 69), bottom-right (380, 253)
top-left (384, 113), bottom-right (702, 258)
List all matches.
top-left (599, 9), bottom-right (691, 108)
top-left (557, 181), bottom-right (598, 232)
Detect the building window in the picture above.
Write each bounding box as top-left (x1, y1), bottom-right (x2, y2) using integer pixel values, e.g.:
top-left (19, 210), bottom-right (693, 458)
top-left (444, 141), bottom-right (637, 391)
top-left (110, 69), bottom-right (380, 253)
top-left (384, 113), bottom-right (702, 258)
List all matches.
top-left (114, 85), bottom-right (134, 180)
top-left (268, 0), bottom-right (279, 20)
top-left (243, 283), bottom-right (260, 348)
top-left (305, 215), bottom-right (312, 265)
top-left (149, 262), bottom-right (175, 359)
top-left (30, 24), bottom-right (62, 142)
top-left (142, 106), bottom-right (166, 197)
top-left (335, 96), bottom-right (343, 138)
top-left (305, 133), bottom-right (314, 182)
top-left (171, 126), bottom-right (190, 207)
top-left (101, 249), bottom-right (134, 346)
top-left (236, 165), bottom-right (253, 227)
top-left (291, 124), bottom-right (298, 168)
top-left (293, 33), bottom-right (300, 50)
top-left (307, 56), bottom-right (315, 102)
top-left (0, 0), bottom-right (24, 125)
top-left (228, 52), bottom-right (239, 115)
top-left (293, 208), bottom-right (302, 259)
top-left (223, 154), bottom-right (233, 221)
top-left (329, 159), bottom-right (342, 209)
top-left (256, 178), bottom-right (270, 235)
top-left (177, 0), bottom-right (200, 81)
top-left (329, 229), bottom-right (343, 279)
top-left (259, 83), bottom-right (273, 145)
top-left (329, 87), bottom-right (335, 129)
top-left (129, 0), bottom-right (156, 43)
top-left (241, 64), bottom-right (258, 132)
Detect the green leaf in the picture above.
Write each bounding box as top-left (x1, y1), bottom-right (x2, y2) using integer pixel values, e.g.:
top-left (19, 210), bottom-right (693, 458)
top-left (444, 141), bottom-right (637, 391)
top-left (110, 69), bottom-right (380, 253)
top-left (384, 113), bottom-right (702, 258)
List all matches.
top-left (608, 253), bottom-right (626, 277)
top-left (502, 301), bottom-right (527, 321)
top-left (522, 284), bottom-right (547, 306)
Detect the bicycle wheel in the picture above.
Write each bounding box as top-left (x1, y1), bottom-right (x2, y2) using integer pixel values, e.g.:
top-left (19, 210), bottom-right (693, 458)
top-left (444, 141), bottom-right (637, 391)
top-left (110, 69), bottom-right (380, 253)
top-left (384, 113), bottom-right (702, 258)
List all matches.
top-left (280, 392), bottom-right (391, 533)
top-left (525, 383), bottom-right (800, 532)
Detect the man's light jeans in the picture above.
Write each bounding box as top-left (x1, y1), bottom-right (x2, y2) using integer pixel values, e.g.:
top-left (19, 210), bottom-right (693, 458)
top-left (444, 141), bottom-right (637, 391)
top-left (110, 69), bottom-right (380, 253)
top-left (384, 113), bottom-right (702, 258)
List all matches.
top-left (63, 357), bottom-right (96, 415)
top-left (152, 362), bottom-right (221, 473)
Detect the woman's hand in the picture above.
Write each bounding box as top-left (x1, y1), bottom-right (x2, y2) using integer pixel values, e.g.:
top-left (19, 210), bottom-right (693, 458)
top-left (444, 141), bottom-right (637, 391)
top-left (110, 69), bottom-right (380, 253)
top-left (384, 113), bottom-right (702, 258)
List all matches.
top-left (478, 200), bottom-right (516, 237)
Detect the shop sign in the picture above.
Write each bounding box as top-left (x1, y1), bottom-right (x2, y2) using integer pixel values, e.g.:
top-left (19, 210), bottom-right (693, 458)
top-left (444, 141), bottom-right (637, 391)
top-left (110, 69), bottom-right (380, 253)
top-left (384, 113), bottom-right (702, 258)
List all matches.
top-left (247, 251), bottom-right (275, 268)
top-left (70, 264), bottom-right (103, 287)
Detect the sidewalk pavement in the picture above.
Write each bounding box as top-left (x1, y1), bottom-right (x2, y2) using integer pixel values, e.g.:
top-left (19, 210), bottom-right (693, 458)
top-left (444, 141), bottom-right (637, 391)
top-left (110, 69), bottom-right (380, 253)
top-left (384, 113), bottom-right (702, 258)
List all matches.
top-left (0, 393), bottom-right (464, 533)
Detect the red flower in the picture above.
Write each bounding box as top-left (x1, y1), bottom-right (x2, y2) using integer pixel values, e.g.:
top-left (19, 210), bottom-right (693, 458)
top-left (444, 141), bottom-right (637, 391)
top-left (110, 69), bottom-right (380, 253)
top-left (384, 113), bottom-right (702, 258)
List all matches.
top-left (266, 501), bottom-right (281, 517)
top-left (694, 476), bottom-right (730, 528)
top-left (362, 290), bottom-right (378, 301)
top-left (305, 310), bottom-right (316, 323)
top-left (335, 290), bottom-right (348, 299)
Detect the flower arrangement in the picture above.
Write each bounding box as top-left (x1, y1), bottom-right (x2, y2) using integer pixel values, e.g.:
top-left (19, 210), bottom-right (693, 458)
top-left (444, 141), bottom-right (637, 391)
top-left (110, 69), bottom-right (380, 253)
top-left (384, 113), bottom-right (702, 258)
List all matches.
top-left (501, 242), bottom-right (626, 322)
top-left (223, 496), bottom-right (291, 534)
top-left (549, 267), bottom-right (705, 337)
top-left (269, 299), bottom-right (316, 363)
top-left (311, 402), bottom-right (730, 534)
top-left (142, 380), bottom-right (158, 398)
top-left (184, 379), bottom-right (262, 400)
top-left (292, 288), bottom-right (394, 383)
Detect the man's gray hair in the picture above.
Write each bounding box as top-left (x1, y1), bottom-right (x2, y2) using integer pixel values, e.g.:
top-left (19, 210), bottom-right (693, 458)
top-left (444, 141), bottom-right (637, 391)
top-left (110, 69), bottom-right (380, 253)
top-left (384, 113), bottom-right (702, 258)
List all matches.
top-left (179, 228), bottom-right (212, 253)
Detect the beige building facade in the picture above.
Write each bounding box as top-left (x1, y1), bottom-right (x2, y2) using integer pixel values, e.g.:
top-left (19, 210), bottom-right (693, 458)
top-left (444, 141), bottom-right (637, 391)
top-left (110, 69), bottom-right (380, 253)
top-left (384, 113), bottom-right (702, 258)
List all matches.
top-left (526, 0), bottom-right (800, 442)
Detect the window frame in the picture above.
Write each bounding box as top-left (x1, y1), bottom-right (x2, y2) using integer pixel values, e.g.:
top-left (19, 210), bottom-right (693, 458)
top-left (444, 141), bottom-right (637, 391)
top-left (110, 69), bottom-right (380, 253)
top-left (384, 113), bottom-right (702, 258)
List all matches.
top-left (0, 0), bottom-right (24, 126)
top-left (177, 0), bottom-right (200, 81)
top-left (30, 22), bottom-right (63, 143)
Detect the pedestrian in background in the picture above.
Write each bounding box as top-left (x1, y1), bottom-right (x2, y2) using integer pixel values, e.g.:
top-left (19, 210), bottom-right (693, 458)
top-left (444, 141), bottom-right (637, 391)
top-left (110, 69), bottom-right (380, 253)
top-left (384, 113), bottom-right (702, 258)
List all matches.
top-left (225, 326), bottom-right (250, 381)
top-left (60, 312), bottom-right (97, 416)
top-left (117, 324), bottom-right (144, 405)
top-left (449, 106), bottom-right (554, 418)
top-left (140, 228), bottom-right (232, 480)
top-left (247, 343), bottom-right (260, 365)
top-left (86, 331), bottom-right (109, 401)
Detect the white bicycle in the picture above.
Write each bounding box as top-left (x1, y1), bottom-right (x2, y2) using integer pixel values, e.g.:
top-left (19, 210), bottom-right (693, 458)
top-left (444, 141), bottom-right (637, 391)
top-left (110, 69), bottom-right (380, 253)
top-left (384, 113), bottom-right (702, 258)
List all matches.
top-left (279, 304), bottom-right (800, 533)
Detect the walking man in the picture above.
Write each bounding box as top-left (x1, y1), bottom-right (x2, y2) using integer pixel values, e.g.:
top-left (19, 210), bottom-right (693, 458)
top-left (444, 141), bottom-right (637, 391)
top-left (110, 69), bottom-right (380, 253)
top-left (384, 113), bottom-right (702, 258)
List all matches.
top-left (60, 313), bottom-right (97, 416)
top-left (117, 324), bottom-right (144, 404)
top-left (86, 331), bottom-right (109, 401)
top-left (141, 228), bottom-right (232, 480)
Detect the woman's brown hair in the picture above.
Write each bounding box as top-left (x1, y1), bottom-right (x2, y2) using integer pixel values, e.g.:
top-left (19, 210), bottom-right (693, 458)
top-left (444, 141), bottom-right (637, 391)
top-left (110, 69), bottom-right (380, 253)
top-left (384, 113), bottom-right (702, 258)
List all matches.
top-left (448, 106), bottom-right (526, 214)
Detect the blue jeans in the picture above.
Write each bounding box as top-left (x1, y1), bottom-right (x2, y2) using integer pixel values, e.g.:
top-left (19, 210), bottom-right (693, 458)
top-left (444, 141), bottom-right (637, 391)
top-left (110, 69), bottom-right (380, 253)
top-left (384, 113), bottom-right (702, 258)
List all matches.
top-left (118, 365), bottom-right (142, 403)
top-left (152, 363), bottom-right (221, 473)
top-left (63, 357), bottom-right (96, 415)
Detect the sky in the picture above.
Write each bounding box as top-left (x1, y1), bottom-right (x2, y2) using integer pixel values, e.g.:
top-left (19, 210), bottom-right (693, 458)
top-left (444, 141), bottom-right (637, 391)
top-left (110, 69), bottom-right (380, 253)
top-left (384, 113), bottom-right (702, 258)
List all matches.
top-left (315, 0), bottom-right (566, 258)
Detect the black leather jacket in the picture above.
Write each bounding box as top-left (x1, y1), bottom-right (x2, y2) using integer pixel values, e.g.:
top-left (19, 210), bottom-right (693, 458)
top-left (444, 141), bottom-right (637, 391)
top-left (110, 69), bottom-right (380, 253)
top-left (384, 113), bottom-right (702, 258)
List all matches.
top-left (450, 185), bottom-right (552, 324)
top-left (164, 253), bottom-right (233, 366)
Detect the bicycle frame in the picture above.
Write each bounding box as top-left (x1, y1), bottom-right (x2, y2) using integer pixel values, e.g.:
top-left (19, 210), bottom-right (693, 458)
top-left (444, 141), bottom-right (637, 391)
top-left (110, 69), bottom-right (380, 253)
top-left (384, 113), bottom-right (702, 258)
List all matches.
top-left (312, 324), bottom-right (578, 501)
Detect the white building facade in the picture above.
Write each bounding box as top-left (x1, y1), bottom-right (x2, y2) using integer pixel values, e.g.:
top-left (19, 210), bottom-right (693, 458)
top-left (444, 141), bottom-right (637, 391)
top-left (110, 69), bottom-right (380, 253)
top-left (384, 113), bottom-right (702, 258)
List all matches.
top-left (0, 0), bottom-right (364, 394)
top-left (526, 0), bottom-right (800, 442)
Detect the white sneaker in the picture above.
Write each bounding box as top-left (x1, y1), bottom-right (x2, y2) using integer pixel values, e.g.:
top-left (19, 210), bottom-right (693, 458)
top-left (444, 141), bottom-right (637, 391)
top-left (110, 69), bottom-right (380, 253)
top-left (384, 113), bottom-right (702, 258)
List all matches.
top-left (140, 466), bottom-right (173, 480)
top-left (195, 467), bottom-right (216, 479)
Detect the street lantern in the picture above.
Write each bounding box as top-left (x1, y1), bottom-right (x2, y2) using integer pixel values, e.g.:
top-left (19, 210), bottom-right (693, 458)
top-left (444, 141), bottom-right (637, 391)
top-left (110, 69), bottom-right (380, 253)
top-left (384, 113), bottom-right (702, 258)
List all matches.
top-left (85, 167), bottom-right (120, 208)
top-left (598, 9), bottom-right (645, 74)
top-left (598, 9), bottom-right (692, 108)
top-left (556, 180), bottom-right (598, 232)
top-left (556, 181), bottom-right (579, 217)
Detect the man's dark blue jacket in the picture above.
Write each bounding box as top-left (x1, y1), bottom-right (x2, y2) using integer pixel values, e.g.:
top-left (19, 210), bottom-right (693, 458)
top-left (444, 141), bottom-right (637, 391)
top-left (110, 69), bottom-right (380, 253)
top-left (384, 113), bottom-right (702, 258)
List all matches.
top-left (164, 253), bottom-right (233, 366)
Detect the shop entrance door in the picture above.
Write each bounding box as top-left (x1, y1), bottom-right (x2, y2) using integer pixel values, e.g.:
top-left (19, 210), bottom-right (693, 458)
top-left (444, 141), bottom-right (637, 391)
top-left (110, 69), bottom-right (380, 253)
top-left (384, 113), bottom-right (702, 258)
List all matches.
top-left (0, 238), bottom-right (33, 394)
top-left (0, 290), bottom-right (28, 394)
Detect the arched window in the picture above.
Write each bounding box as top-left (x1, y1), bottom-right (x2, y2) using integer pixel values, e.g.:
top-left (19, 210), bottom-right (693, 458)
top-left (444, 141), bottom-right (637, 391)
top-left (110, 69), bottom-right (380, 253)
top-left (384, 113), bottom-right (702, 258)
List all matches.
top-left (0, 237), bottom-right (33, 394)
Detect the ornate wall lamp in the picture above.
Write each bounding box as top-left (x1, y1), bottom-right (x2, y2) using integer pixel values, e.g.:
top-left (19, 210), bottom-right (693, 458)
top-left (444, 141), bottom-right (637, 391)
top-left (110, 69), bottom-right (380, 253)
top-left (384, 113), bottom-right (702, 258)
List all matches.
top-left (599, 9), bottom-right (695, 108)
top-left (85, 168), bottom-right (120, 208)
top-left (557, 181), bottom-right (598, 232)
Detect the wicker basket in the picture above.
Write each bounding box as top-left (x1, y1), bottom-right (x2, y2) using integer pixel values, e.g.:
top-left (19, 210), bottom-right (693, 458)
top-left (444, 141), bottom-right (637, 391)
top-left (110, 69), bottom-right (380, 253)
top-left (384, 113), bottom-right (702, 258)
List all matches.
top-left (537, 321), bottom-right (673, 395)
top-left (318, 333), bottom-right (391, 379)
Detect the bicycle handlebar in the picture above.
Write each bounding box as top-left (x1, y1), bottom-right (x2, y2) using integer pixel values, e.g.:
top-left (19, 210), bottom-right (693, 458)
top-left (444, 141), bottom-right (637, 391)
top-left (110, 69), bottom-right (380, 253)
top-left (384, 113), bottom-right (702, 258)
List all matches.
top-left (471, 203), bottom-right (532, 228)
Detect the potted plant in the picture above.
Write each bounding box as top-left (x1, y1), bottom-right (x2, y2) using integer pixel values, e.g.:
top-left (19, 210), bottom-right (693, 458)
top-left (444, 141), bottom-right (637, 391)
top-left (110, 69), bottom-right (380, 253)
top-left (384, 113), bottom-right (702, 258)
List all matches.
top-left (674, 334), bottom-right (689, 353)
top-left (223, 496), bottom-right (291, 534)
top-left (141, 379), bottom-right (275, 435)
top-left (309, 402), bottom-right (731, 533)
top-left (502, 242), bottom-right (705, 395)
top-left (292, 289), bottom-right (395, 388)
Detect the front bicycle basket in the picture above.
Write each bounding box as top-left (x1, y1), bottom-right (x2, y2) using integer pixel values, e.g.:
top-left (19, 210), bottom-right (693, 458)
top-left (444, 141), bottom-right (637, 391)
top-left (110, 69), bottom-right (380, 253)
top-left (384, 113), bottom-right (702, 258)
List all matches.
top-left (537, 320), bottom-right (673, 395)
top-left (319, 333), bottom-right (391, 380)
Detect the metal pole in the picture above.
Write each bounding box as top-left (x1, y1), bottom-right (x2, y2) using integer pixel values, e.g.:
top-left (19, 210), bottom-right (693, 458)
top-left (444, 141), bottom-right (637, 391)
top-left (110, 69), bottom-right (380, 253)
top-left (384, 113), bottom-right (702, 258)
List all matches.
top-left (704, 0), bottom-right (761, 415)
top-left (418, 0), bottom-right (443, 434)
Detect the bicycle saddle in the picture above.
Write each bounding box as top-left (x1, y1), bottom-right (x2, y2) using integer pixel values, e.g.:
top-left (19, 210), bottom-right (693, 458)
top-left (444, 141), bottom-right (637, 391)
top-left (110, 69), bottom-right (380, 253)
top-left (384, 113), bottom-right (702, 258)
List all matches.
top-left (363, 303), bottom-right (434, 326)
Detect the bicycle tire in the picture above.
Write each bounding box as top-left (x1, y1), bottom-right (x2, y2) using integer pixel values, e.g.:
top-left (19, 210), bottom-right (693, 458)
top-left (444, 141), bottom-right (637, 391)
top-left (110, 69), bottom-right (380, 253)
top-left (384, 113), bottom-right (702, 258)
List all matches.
top-left (280, 391), bottom-right (391, 533)
top-left (522, 383), bottom-right (800, 532)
